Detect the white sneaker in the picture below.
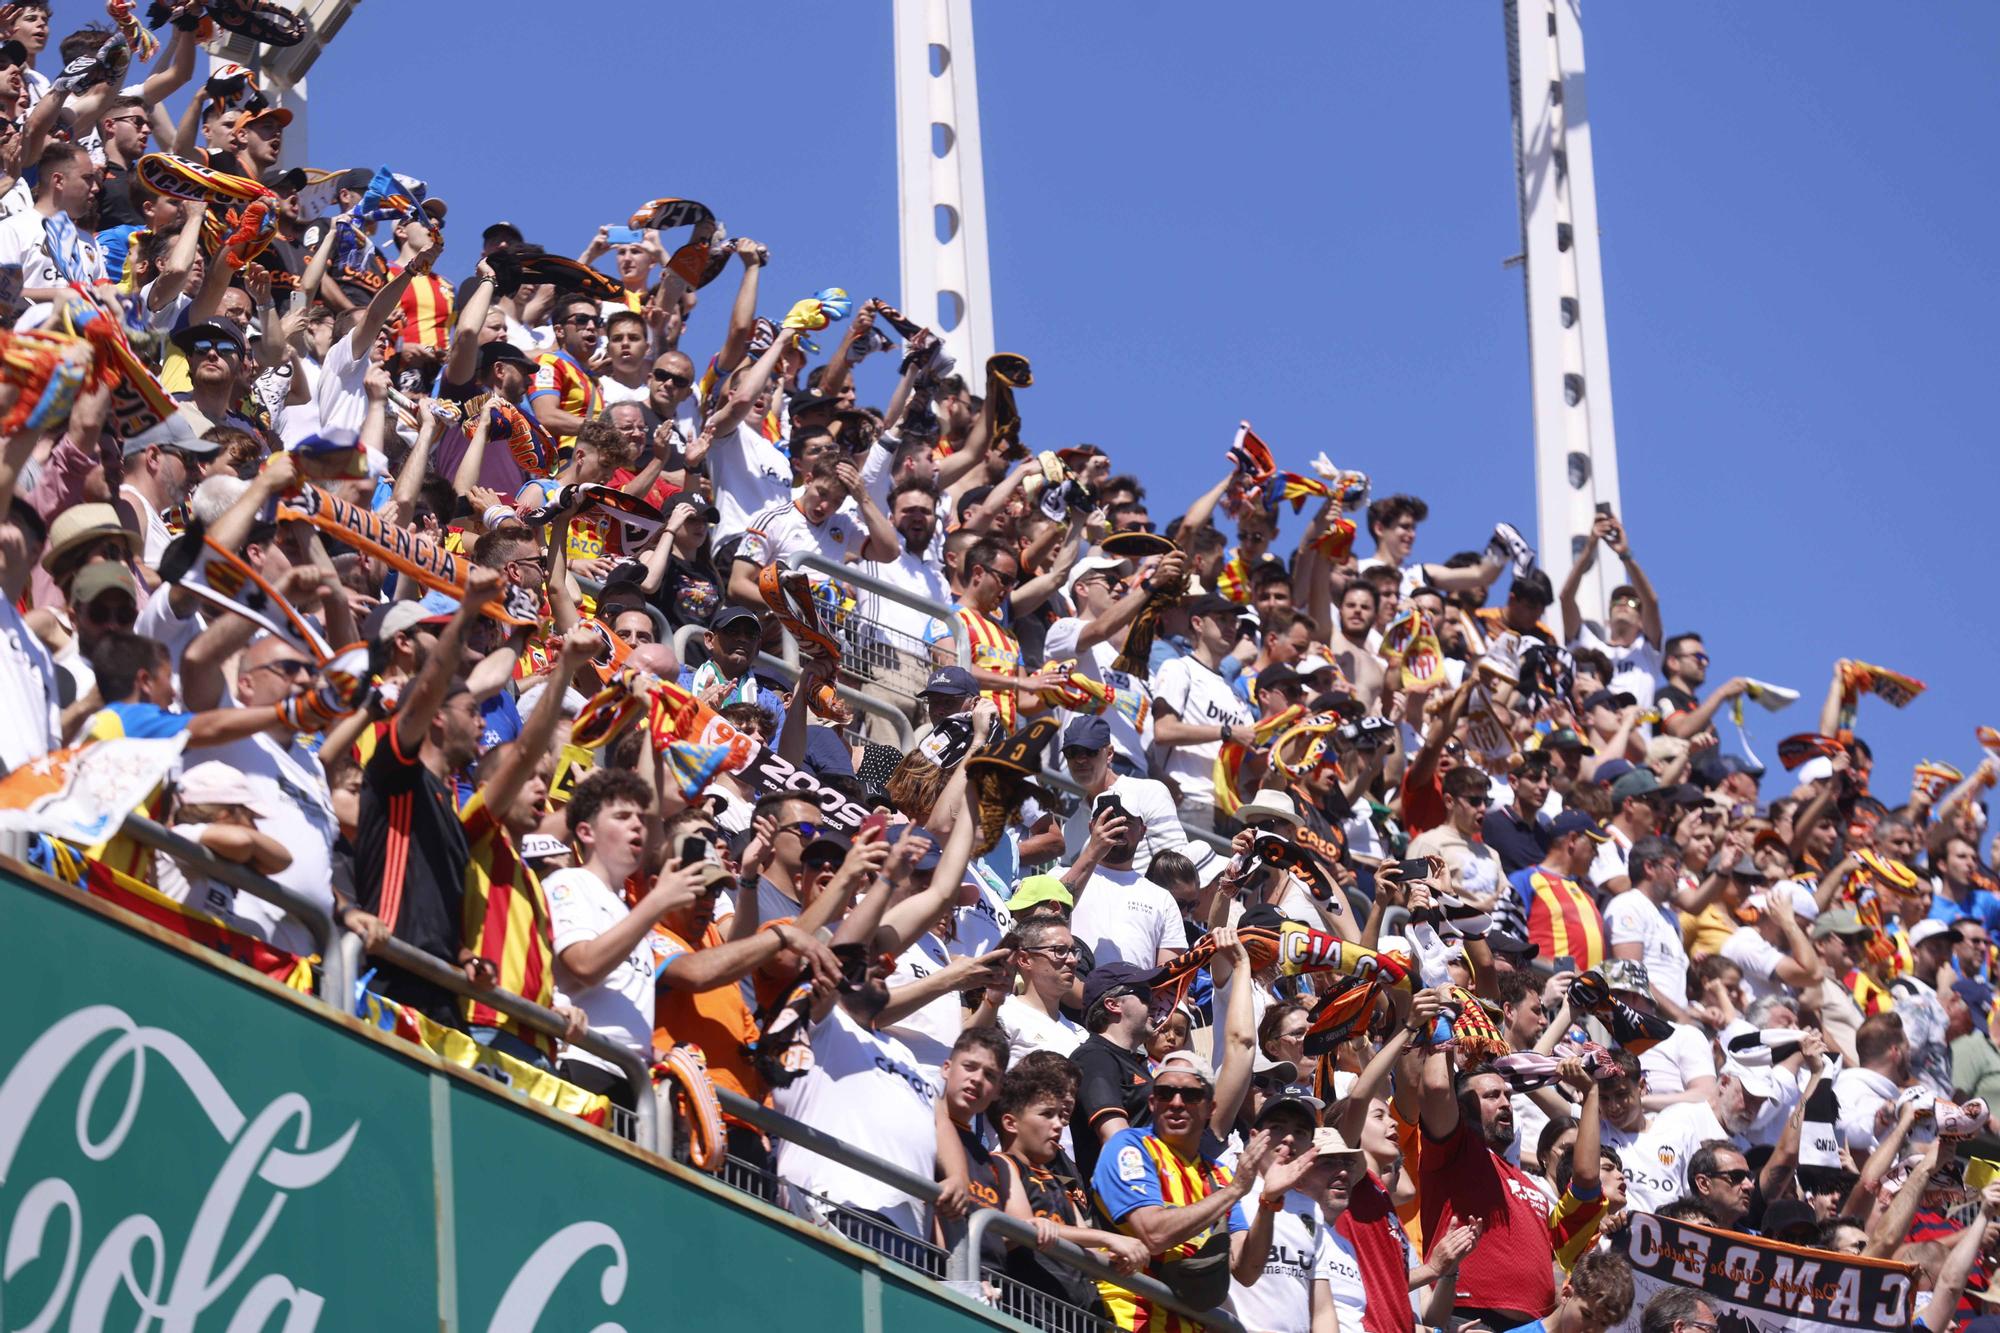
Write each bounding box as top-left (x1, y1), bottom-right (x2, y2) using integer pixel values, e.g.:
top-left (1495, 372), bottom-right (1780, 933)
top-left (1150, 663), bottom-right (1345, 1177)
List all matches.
top-left (1491, 522), bottom-right (1536, 577)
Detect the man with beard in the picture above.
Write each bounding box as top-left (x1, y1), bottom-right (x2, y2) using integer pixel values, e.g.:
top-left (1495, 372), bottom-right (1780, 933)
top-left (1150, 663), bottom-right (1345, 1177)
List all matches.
top-left (1091, 1049), bottom-right (1278, 1333)
top-left (1072, 962), bottom-right (1166, 1183)
top-left (1831, 1012), bottom-right (1914, 1154)
top-left (860, 478), bottom-right (951, 656)
top-left (529, 290), bottom-right (605, 459)
top-left (1654, 632), bottom-right (1750, 743)
top-left (1063, 795), bottom-right (1187, 969)
top-left (1592, 1047), bottom-right (1779, 1214)
top-left (171, 320), bottom-right (257, 433)
top-left (1046, 549), bottom-right (1185, 777)
top-left (0, 142), bottom-right (105, 312)
top-left (1417, 1038), bottom-right (1563, 1329)
top-left (1328, 580), bottom-right (1387, 711)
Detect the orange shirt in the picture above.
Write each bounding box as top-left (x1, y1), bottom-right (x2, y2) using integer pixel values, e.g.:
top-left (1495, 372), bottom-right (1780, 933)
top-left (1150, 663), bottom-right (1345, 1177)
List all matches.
top-left (653, 921), bottom-right (766, 1110)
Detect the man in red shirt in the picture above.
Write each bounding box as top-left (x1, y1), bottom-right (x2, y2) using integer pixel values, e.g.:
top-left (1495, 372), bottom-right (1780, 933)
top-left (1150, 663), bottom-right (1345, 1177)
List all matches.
top-left (1416, 1040), bottom-right (1559, 1329)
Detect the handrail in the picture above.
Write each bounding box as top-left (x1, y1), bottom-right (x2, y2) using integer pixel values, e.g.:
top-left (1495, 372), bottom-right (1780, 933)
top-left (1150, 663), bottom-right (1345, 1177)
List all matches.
top-left (716, 1087), bottom-right (1245, 1332)
top-left (363, 932), bottom-right (662, 1156)
top-left (958, 1209), bottom-right (1248, 1333)
top-left (753, 650), bottom-right (917, 750)
top-left (119, 816), bottom-right (352, 1008)
top-left (796, 551), bottom-right (968, 671)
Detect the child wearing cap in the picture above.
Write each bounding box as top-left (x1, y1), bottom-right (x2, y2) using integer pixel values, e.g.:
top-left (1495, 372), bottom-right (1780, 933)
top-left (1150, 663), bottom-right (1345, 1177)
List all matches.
top-left (154, 760), bottom-right (294, 934)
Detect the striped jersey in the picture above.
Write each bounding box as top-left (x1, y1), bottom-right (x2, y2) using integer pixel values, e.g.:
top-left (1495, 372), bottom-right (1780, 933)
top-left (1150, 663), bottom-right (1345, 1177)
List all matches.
top-left (1548, 1182), bottom-right (1609, 1271)
top-left (1091, 1127), bottom-right (1248, 1333)
top-left (928, 601), bottom-right (1022, 726)
top-left (1508, 862), bottom-right (1607, 970)
top-left (394, 268), bottom-right (454, 350)
top-left (528, 348), bottom-right (602, 458)
top-left (459, 789), bottom-right (557, 1057)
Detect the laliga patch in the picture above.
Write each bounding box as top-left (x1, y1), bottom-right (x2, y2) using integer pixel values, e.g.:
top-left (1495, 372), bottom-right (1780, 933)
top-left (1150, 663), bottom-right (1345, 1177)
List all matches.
top-left (1116, 1145), bottom-right (1146, 1183)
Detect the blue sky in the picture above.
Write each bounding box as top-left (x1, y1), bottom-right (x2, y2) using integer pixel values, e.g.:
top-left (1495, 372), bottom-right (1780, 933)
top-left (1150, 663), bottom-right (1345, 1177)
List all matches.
top-left (285, 1), bottom-right (1997, 797)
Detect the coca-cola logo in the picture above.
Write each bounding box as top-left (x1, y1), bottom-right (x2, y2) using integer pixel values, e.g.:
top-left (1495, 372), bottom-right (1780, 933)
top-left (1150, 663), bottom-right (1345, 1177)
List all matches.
top-left (0, 1004), bottom-right (360, 1329)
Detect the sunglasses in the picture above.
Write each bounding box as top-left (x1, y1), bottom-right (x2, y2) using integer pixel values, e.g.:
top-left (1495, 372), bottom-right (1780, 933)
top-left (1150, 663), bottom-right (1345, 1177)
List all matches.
top-left (1456, 792), bottom-right (1492, 807)
top-left (1242, 818), bottom-right (1288, 833)
top-left (83, 598), bottom-right (137, 625)
top-left (1061, 746), bottom-right (1103, 763)
top-left (246, 657), bottom-right (315, 679)
top-left (1152, 1083), bottom-right (1211, 1105)
top-left (186, 337), bottom-right (241, 359)
top-left (1701, 1168), bottom-right (1753, 1185)
top-left (651, 369), bottom-right (692, 387)
top-left (977, 565), bottom-right (1019, 589)
top-left (1680, 651), bottom-right (1711, 664)
top-left (777, 821), bottom-right (821, 843)
top-left (565, 314), bottom-right (603, 328)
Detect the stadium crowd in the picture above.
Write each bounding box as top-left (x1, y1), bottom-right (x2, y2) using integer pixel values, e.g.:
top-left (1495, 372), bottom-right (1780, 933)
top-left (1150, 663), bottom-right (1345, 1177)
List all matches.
top-left (5, 6), bottom-right (2000, 1333)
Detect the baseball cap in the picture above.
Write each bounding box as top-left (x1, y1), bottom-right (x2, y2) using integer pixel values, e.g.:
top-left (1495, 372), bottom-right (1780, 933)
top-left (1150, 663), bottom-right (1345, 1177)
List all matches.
top-left (1487, 930), bottom-right (1539, 962)
top-left (1252, 1047), bottom-right (1299, 1084)
top-left (1255, 1087), bottom-right (1326, 1126)
top-left (364, 599), bottom-right (443, 642)
top-left (1006, 874), bottom-right (1074, 913)
top-left (1909, 919), bottom-right (1963, 950)
top-left (1692, 750), bottom-right (1766, 788)
top-left (1184, 593), bottom-right (1240, 621)
top-left (1608, 767), bottom-right (1662, 801)
top-left (1510, 569), bottom-right (1555, 606)
top-left (709, 605), bottom-right (761, 634)
top-left (1183, 841), bottom-right (1231, 887)
top-left (1583, 688), bottom-right (1638, 713)
top-left (920, 666), bottom-right (975, 699)
top-left (667, 494), bottom-right (721, 525)
top-left (1082, 962), bottom-right (1155, 1014)
top-left (1536, 728), bottom-right (1596, 755)
top-left (478, 340), bottom-right (536, 376)
top-left (788, 391), bottom-right (839, 420)
top-left (1153, 1049), bottom-right (1213, 1087)
top-left (239, 105), bottom-right (293, 131)
top-left (121, 411), bottom-right (218, 459)
top-left (1549, 810), bottom-right (1609, 843)
top-left (1297, 654), bottom-right (1336, 680)
top-left (71, 561), bottom-right (136, 606)
top-left (261, 166), bottom-right (308, 193)
top-left (1721, 1059), bottom-right (1784, 1103)
top-left (0, 41), bottom-right (26, 68)
top-left (1809, 908), bottom-right (1867, 940)
top-left (482, 221), bottom-right (525, 245)
top-left (1062, 715), bottom-right (1112, 751)
top-left (1063, 554), bottom-right (1130, 599)
top-left (886, 821), bottom-right (942, 873)
top-left (1954, 977), bottom-right (1994, 1015)
top-left (176, 761), bottom-right (274, 818)
top-left (1254, 665), bottom-right (1306, 699)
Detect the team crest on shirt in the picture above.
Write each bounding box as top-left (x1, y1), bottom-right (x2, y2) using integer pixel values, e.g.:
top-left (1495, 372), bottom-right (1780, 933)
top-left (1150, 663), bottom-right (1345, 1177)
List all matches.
top-left (1657, 1146), bottom-right (1676, 1167)
top-left (1117, 1145), bottom-right (1146, 1182)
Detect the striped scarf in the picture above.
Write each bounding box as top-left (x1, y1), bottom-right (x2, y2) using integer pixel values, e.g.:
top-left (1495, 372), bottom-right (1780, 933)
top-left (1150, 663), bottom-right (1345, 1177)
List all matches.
top-left (42, 212), bottom-right (103, 285)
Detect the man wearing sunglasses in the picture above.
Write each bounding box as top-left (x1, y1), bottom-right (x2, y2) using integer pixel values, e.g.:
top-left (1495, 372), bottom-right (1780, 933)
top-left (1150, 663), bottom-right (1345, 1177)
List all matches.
top-left (1685, 1141), bottom-right (1753, 1230)
top-left (525, 291), bottom-right (605, 453)
top-left (115, 412), bottom-right (221, 564)
top-left (1655, 633), bottom-right (1751, 744)
top-left (1057, 716), bottom-right (1182, 873)
top-left (1089, 1048), bottom-right (1278, 1332)
top-left (1407, 764), bottom-right (1506, 917)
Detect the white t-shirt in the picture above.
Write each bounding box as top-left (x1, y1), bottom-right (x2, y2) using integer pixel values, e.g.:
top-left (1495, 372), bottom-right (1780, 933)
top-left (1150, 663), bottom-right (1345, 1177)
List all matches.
top-left (1569, 626), bottom-right (1663, 711)
top-left (1068, 865), bottom-right (1187, 968)
top-left (1601, 1100), bottom-right (1728, 1214)
top-left (1315, 1223), bottom-right (1369, 1333)
top-left (311, 333), bottom-right (373, 440)
top-left (1227, 1187), bottom-right (1329, 1333)
top-left (192, 730), bottom-right (337, 958)
top-left (883, 932), bottom-right (962, 1076)
top-left (1589, 824), bottom-right (1634, 891)
top-left (274, 355), bottom-right (325, 446)
top-left (1604, 888), bottom-right (1691, 1008)
top-left (1059, 775), bottom-right (1185, 875)
top-left (1044, 616), bottom-right (1157, 775)
top-left (1720, 927), bottom-right (1791, 1004)
top-left (859, 546), bottom-right (953, 645)
top-left (778, 1004), bottom-right (941, 1217)
top-left (598, 374), bottom-right (649, 407)
top-left (1833, 1066), bottom-right (1898, 1155)
top-left (119, 482), bottom-right (174, 566)
top-left (952, 858), bottom-right (1015, 960)
top-left (1149, 654), bottom-right (1252, 806)
top-left (997, 995), bottom-right (1084, 1066)
top-left (738, 499), bottom-right (864, 570)
top-left (1639, 1022), bottom-right (1718, 1099)
top-left (708, 421), bottom-right (792, 544)
top-left (0, 600), bottom-right (60, 774)
top-left (546, 866), bottom-right (657, 1074)
top-left (0, 207), bottom-right (103, 299)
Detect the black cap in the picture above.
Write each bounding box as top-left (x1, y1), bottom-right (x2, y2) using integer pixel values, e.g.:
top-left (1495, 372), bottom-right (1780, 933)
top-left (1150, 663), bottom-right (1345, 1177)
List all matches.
top-left (887, 820), bottom-right (942, 872)
top-left (0, 41), bottom-right (26, 68)
top-left (1185, 593), bottom-right (1240, 621)
top-left (1487, 931), bottom-right (1539, 962)
top-left (336, 166), bottom-right (375, 194)
top-left (482, 220), bottom-right (525, 245)
top-left (261, 166), bottom-right (308, 194)
top-left (789, 391), bottom-right (839, 420)
top-left (709, 606), bottom-right (760, 634)
top-left (478, 340), bottom-right (536, 376)
top-left (1254, 666), bottom-right (1305, 698)
top-left (1082, 962), bottom-right (1156, 1014)
top-left (1511, 569), bottom-right (1555, 606)
top-left (1582, 688), bottom-right (1637, 712)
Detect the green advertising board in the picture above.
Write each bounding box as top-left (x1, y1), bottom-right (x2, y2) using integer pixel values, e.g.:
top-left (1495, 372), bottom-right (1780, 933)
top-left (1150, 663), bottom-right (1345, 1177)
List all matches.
top-left (0, 868), bottom-right (1016, 1332)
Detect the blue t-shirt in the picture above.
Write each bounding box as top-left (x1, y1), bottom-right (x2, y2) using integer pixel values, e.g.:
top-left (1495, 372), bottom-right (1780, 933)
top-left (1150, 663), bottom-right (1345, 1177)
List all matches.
top-left (480, 690), bottom-right (522, 750)
top-left (1090, 1125), bottom-right (1248, 1234)
top-left (100, 701), bottom-right (193, 739)
top-left (1502, 1320), bottom-right (1549, 1333)
top-left (1930, 886), bottom-right (2000, 938)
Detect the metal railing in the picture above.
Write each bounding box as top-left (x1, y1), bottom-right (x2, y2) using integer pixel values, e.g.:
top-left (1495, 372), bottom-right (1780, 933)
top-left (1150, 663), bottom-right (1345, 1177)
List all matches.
top-left (120, 816), bottom-right (354, 1008)
top-left (797, 550), bottom-right (968, 672)
top-left (44, 818), bottom-right (1257, 1330)
top-left (664, 625), bottom-right (914, 751)
top-left (716, 1088), bottom-right (1247, 1333)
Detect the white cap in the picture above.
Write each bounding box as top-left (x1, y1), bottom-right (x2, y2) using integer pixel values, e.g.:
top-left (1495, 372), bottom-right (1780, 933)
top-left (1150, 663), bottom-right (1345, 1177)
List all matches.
top-left (176, 761), bottom-right (272, 819)
top-left (1234, 789), bottom-right (1302, 828)
top-left (1794, 756), bottom-right (1834, 788)
top-left (1183, 841), bottom-right (1232, 887)
top-left (1063, 554), bottom-right (1131, 600)
top-left (1909, 919), bottom-right (1964, 949)
top-left (1722, 1059), bottom-right (1784, 1102)
top-left (1155, 1049), bottom-right (1213, 1085)
top-left (1298, 655), bottom-right (1335, 679)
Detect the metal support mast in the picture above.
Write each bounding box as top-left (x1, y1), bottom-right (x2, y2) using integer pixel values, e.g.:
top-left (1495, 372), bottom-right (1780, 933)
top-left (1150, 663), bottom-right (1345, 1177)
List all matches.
top-left (204, 0), bottom-right (361, 168)
top-left (892, 0), bottom-right (994, 374)
top-left (1505, 0), bottom-right (1623, 625)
